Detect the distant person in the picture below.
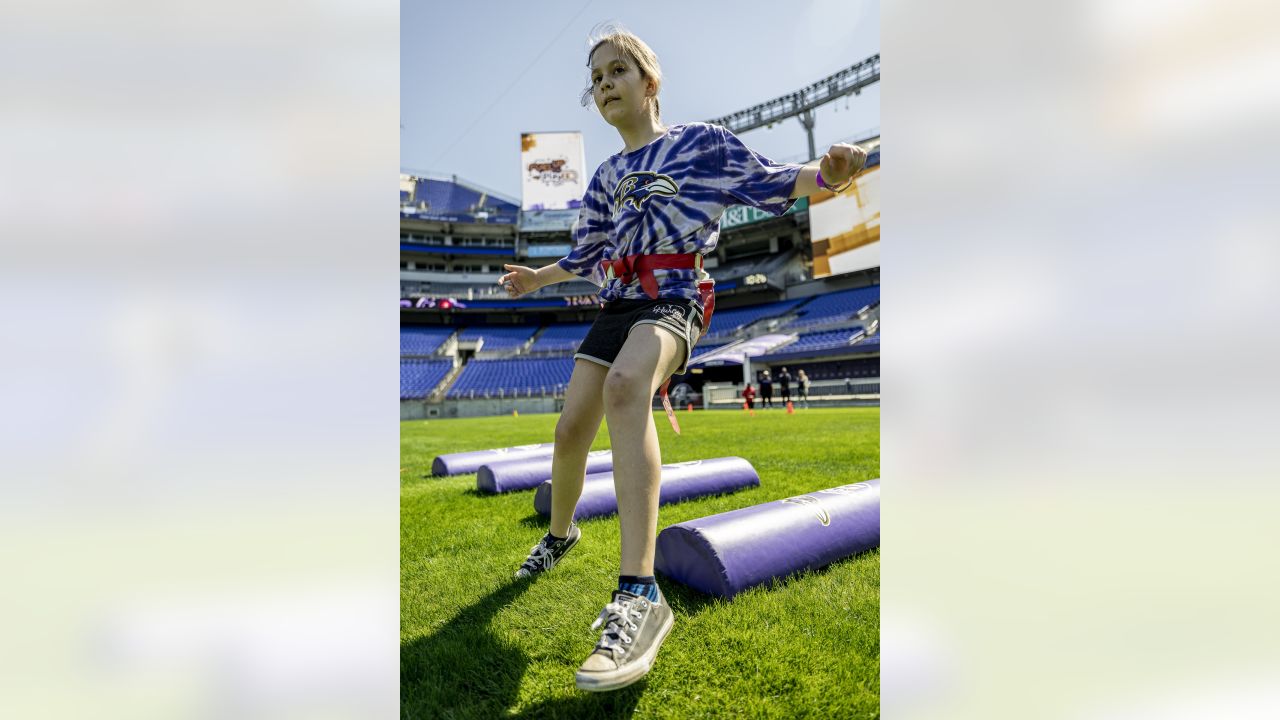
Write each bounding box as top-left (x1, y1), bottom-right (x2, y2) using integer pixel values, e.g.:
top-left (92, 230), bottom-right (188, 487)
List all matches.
top-left (760, 370), bottom-right (774, 408)
top-left (797, 369), bottom-right (811, 408)
top-left (742, 383), bottom-right (756, 410)
top-left (493, 26), bottom-right (865, 693)
top-left (777, 366), bottom-right (792, 405)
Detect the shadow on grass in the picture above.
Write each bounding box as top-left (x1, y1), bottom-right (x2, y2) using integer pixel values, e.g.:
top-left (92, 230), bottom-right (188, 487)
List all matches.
top-left (655, 577), bottom-right (719, 618)
top-left (401, 579), bottom-right (535, 719)
top-left (510, 681), bottom-right (646, 719)
top-left (519, 513), bottom-right (548, 529)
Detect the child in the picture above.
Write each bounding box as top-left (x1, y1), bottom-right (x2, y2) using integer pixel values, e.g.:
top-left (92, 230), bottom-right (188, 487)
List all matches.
top-left (742, 382), bottom-right (756, 410)
top-left (498, 24), bottom-right (865, 692)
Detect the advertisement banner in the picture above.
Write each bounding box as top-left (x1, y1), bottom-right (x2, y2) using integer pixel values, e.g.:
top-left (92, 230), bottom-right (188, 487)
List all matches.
top-left (721, 197), bottom-right (806, 231)
top-left (526, 244), bottom-right (573, 258)
top-left (519, 208), bottom-right (579, 233)
top-left (809, 166), bottom-right (880, 278)
top-left (520, 132), bottom-right (586, 211)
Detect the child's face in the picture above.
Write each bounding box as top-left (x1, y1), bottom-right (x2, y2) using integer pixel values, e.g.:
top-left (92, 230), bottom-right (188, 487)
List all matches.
top-left (589, 44), bottom-right (652, 126)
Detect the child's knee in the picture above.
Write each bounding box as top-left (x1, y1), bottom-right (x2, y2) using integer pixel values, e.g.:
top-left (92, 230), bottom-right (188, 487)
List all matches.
top-left (602, 368), bottom-right (645, 410)
top-left (555, 412), bottom-right (594, 447)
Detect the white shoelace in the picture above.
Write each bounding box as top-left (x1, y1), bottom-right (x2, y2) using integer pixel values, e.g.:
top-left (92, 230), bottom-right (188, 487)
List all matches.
top-left (591, 600), bottom-right (644, 655)
top-left (519, 541), bottom-right (553, 573)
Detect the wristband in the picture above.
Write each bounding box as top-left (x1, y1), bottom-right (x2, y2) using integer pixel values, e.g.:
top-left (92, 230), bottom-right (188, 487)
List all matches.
top-left (816, 167), bottom-right (853, 193)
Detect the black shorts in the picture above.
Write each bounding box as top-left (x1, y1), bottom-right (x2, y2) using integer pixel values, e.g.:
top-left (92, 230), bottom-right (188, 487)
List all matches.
top-left (575, 298), bottom-right (704, 376)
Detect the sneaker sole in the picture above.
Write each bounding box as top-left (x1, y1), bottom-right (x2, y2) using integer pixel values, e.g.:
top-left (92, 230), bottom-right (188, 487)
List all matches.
top-left (513, 530), bottom-right (581, 578)
top-left (574, 609), bottom-right (674, 692)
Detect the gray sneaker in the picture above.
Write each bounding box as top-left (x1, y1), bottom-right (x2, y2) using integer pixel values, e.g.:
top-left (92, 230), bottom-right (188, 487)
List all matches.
top-left (575, 588), bottom-right (674, 692)
top-left (514, 524), bottom-right (581, 578)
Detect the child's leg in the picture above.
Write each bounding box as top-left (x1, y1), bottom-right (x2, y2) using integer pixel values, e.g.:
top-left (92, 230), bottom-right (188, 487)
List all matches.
top-left (549, 359), bottom-right (609, 537)
top-left (600, 325), bottom-right (685, 576)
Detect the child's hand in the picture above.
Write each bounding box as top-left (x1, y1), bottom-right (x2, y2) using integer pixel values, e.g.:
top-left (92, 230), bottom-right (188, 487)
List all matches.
top-left (820, 143), bottom-right (868, 187)
top-left (498, 264), bottom-right (540, 298)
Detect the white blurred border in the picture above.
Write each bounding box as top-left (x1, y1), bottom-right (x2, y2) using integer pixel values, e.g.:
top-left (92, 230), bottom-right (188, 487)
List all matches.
top-left (885, 0), bottom-right (1280, 717)
top-left (0, 1), bottom-right (398, 717)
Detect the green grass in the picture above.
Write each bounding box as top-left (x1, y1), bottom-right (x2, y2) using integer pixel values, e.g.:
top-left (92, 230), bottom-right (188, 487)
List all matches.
top-left (402, 407), bottom-right (879, 719)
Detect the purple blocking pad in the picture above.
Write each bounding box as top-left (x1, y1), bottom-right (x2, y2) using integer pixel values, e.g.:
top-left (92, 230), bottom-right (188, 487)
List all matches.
top-left (654, 479), bottom-right (880, 598)
top-left (532, 457), bottom-right (760, 521)
top-left (476, 450), bottom-right (613, 494)
top-left (431, 443), bottom-right (555, 477)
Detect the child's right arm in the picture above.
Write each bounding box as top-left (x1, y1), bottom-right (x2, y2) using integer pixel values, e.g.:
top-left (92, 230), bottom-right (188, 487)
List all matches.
top-left (499, 169), bottom-right (611, 298)
top-left (498, 262), bottom-right (576, 297)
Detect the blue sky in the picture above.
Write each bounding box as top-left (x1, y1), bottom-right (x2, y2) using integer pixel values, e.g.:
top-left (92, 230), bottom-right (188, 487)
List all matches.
top-left (401, 0), bottom-right (879, 201)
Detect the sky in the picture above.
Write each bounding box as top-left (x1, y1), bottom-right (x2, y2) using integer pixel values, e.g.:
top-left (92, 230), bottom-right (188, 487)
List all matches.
top-left (401, 0), bottom-right (880, 202)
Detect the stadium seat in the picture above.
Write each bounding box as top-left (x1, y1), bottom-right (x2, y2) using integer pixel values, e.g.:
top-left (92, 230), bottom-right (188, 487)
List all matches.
top-left (529, 322), bottom-right (593, 352)
top-left (400, 358), bottom-right (453, 400)
top-left (447, 357), bottom-right (575, 398)
top-left (702, 299), bottom-right (806, 341)
top-left (772, 327), bottom-right (865, 354)
top-left (401, 327), bottom-right (455, 355)
top-left (786, 286), bottom-right (879, 329)
top-left (455, 325), bottom-right (538, 351)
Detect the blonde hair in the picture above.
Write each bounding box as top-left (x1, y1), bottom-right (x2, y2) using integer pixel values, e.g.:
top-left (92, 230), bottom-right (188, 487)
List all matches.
top-left (580, 23), bottom-right (663, 122)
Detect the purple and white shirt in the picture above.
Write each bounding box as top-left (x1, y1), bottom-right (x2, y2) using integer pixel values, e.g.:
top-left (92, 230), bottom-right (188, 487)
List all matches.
top-left (557, 122), bottom-right (802, 310)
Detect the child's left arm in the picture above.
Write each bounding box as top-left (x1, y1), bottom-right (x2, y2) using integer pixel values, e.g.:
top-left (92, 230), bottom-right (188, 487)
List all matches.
top-left (788, 143), bottom-right (868, 199)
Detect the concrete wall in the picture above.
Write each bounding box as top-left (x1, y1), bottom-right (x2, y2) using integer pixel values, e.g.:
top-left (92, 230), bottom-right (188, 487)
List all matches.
top-left (401, 396), bottom-right (562, 420)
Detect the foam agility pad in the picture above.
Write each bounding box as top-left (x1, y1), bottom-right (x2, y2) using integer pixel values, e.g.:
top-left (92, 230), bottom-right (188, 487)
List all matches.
top-left (654, 479), bottom-right (880, 598)
top-left (532, 457), bottom-right (760, 521)
top-left (431, 443), bottom-right (555, 477)
top-left (476, 450), bottom-right (613, 494)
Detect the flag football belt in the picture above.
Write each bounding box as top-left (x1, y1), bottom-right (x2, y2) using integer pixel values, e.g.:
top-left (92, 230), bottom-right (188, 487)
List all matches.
top-left (599, 252), bottom-right (717, 435)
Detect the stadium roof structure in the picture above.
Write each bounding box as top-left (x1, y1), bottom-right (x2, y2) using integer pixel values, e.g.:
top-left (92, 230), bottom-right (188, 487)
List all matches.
top-left (704, 53), bottom-right (880, 161)
top-left (400, 170), bottom-right (520, 207)
top-left (400, 171), bottom-right (521, 224)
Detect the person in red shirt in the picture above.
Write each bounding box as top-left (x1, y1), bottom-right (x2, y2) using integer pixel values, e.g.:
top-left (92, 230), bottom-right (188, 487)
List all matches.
top-left (742, 383), bottom-right (756, 410)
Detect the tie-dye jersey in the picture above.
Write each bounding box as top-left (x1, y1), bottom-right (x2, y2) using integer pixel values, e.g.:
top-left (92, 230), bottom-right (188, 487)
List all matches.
top-left (556, 122), bottom-right (803, 311)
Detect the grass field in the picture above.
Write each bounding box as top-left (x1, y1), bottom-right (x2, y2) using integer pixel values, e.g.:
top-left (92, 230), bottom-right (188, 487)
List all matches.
top-left (401, 406), bottom-right (880, 719)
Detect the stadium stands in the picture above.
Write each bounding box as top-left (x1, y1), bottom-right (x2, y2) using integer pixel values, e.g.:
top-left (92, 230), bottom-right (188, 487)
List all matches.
top-left (772, 327), bottom-right (865, 354)
top-left (787, 286), bottom-right (879, 329)
top-left (529, 322), bottom-right (593, 352)
top-left (416, 178), bottom-right (518, 217)
top-left (798, 357), bottom-right (879, 380)
top-left (455, 325), bottom-right (538, 351)
top-left (447, 358), bottom-right (576, 398)
top-left (400, 291), bottom-right (878, 403)
top-left (401, 359), bottom-right (453, 400)
top-left (689, 340), bottom-right (732, 361)
top-left (401, 176), bottom-right (521, 224)
top-left (401, 327), bottom-right (455, 355)
top-left (709, 250), bottom-right (796, 283)
top-left (703, 299), bottom-right (806, 341)
top-left (399, 168), bottom-right (880, 405)
top-left (853, 332), bottom-right (879, 350)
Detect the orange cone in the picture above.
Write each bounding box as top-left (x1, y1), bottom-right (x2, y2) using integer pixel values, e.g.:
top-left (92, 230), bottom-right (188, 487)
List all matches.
top-left (687, 403), bottom-right (694, 412)
top-left (786, 401), bottom-right (795, 415)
